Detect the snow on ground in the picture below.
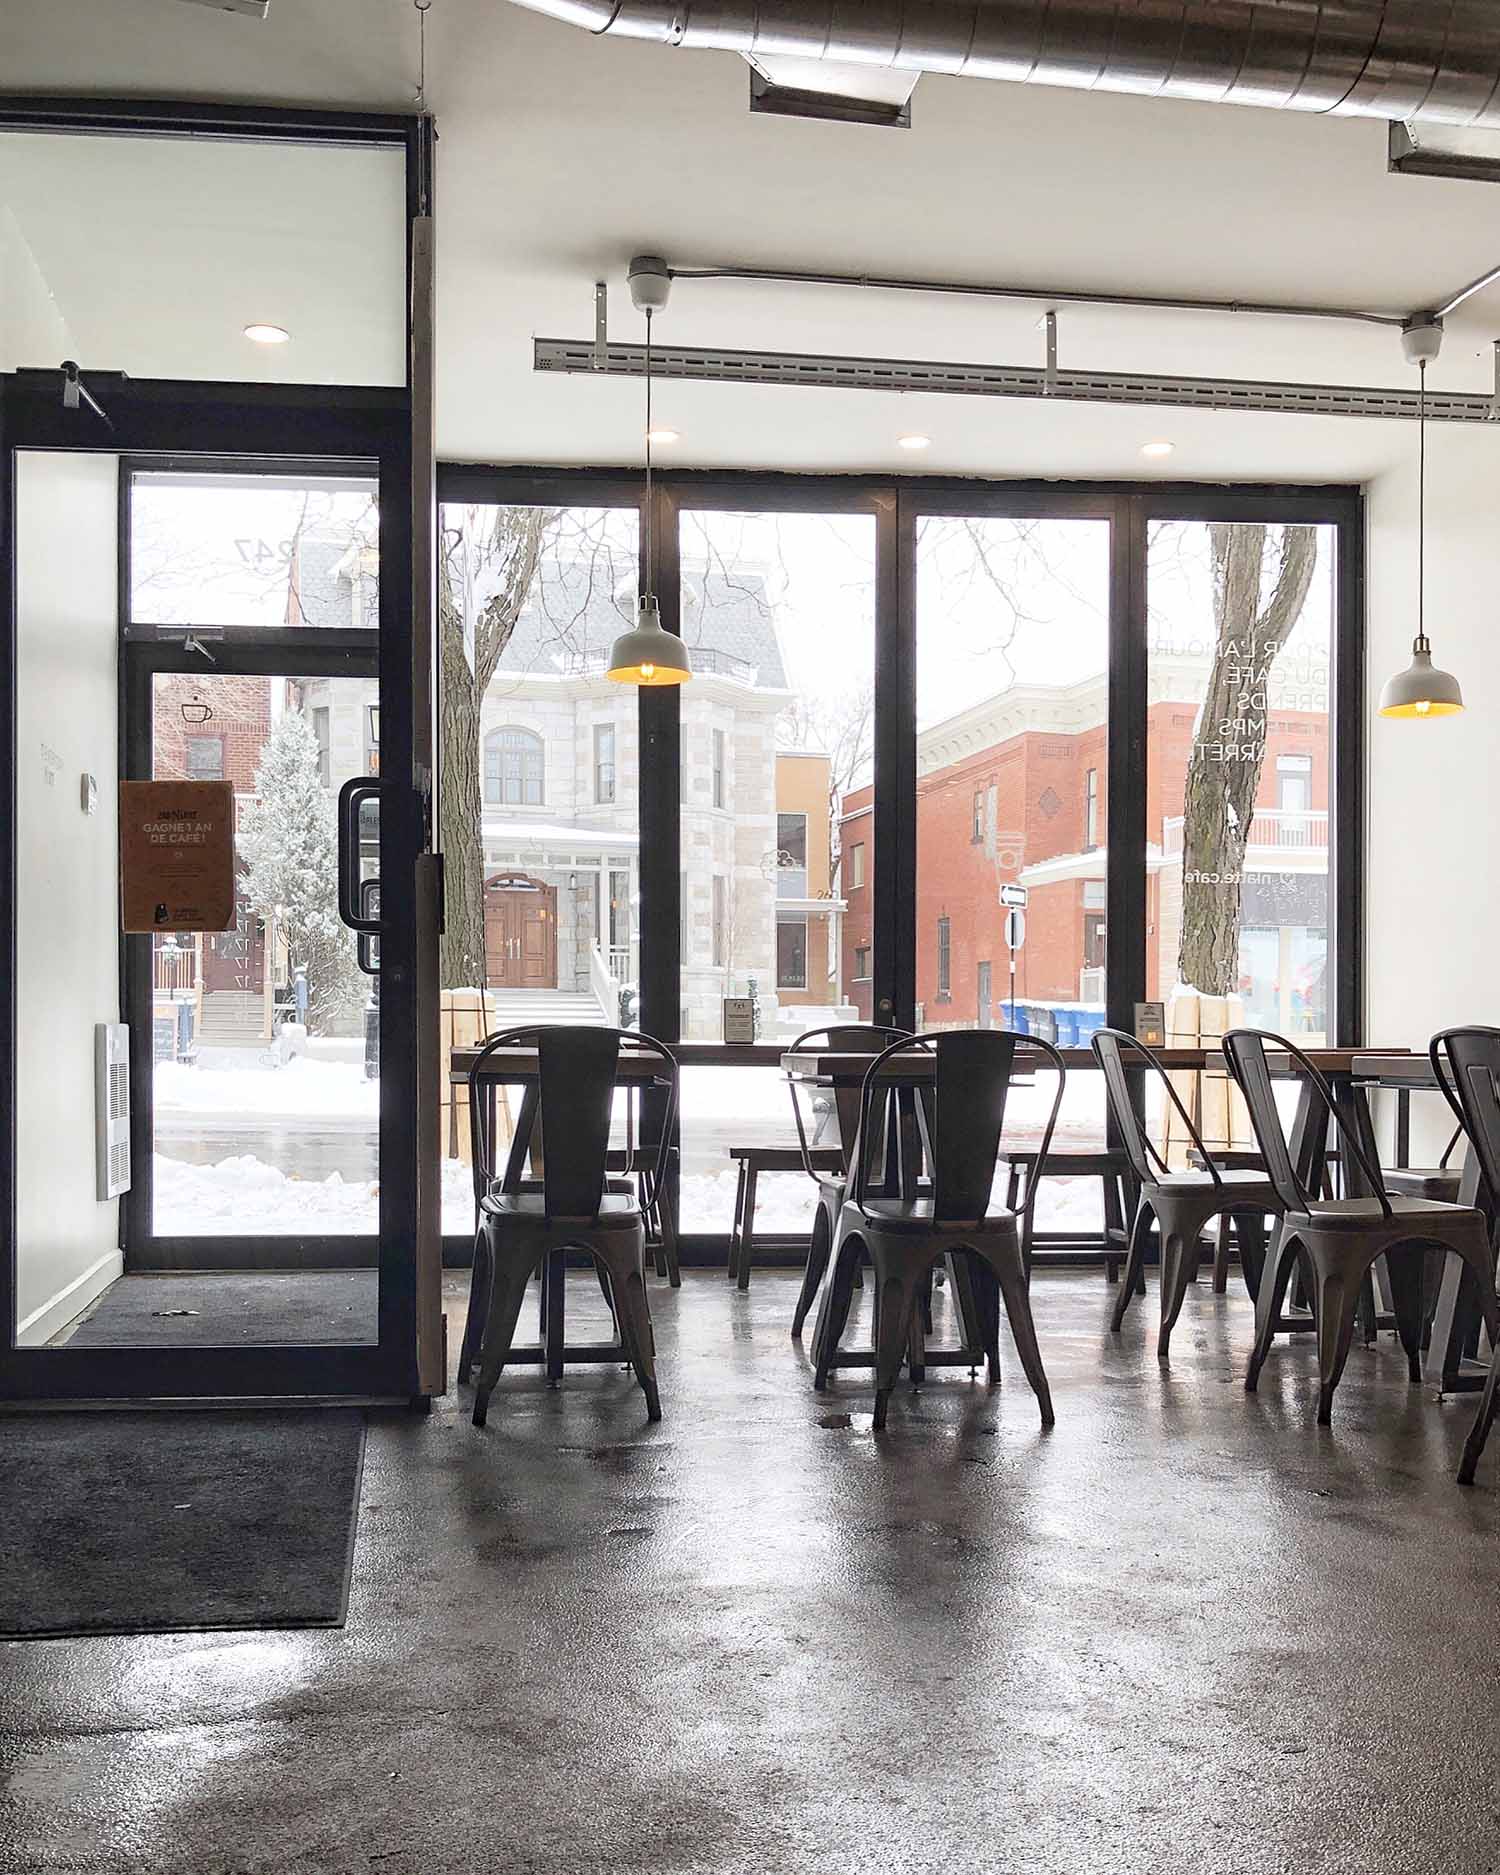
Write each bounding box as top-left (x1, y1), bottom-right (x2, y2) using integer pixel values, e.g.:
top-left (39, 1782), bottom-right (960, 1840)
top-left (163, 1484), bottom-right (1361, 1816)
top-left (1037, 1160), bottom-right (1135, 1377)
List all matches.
top-left (155, 1056), bottom-right (379, 1122)
top-left (154, 1152), bottom-right (474, 1236)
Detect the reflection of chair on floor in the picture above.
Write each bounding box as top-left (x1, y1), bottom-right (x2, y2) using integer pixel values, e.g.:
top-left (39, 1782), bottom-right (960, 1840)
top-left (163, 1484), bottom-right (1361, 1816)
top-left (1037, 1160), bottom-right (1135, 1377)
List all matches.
top-left (1224, 1028), bottom-right (1499, 1428)
top-left (461, 1025), bottom-right (677, 1427)
top-left (812, 1030), bottom-right (1065, 1431)
top-left (1093, 1029), bottom-right (1281, 1358)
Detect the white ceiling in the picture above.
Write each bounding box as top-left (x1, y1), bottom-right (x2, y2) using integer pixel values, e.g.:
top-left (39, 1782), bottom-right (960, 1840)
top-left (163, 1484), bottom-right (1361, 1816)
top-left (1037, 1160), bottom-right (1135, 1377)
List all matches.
top-left (6, 0), bottom-right (1500, 481)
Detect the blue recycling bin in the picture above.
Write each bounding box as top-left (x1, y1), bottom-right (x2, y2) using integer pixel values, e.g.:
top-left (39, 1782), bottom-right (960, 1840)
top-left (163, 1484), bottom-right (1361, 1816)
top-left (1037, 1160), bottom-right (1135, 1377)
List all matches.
top-left (1054, 1007), bottom-right (1079, 1047)
top-left (1074, 1009), bottom-right (1104, 1045)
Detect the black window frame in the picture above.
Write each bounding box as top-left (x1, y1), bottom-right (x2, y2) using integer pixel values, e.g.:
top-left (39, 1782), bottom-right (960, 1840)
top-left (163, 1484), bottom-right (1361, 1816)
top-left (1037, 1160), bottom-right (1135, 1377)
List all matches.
top-left (432, 466), bottom-right (1365, 1262)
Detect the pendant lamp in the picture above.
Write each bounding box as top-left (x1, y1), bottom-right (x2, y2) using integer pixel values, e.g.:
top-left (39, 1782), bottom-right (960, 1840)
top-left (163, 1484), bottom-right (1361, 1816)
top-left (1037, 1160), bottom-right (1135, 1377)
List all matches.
top-left (607, 265), bottom-right (691, 687)
top-left (1379, 353), bottom-right (1464, 719)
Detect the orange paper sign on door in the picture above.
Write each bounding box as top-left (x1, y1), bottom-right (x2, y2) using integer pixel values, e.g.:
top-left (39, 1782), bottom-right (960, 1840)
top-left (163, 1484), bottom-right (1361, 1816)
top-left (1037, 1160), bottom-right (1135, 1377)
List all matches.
top-left (119, 780), bottom-right (237, 933)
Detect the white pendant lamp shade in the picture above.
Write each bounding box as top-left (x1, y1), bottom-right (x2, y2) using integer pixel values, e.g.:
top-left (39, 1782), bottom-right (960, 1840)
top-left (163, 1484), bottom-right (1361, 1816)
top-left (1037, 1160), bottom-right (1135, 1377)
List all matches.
top-left (1378, 637), bottom-right (1464, 717)
top-left (606, 594), bottom-right (692, 686)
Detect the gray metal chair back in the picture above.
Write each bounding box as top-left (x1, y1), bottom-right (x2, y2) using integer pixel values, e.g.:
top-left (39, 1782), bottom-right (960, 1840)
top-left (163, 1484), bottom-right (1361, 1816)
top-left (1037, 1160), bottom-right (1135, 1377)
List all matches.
top-left (1430, 1026), bottom-right (1500, 1208)
top-left (851, 1029), bottom-right (1066, 1223)
top-left (784, 1022), bottom-right (909, 1181)
top-left (1221, 1028), bottom-right (1390, 1219)
top-left (1091, 1027), bottom-right (1224, 1189)
top-left (468, 1024), bottom-right (677, 1224)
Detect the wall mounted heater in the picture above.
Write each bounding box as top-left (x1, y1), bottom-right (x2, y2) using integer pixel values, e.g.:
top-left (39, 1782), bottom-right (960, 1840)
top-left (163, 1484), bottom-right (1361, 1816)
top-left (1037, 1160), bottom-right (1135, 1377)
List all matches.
top-left (95, 1023), bottom-right (131, 1201)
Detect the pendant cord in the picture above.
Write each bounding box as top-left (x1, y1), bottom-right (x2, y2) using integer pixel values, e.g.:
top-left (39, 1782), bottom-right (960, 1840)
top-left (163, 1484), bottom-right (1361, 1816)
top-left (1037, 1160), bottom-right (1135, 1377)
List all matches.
top-left (644, 306), bottom-right (655, 602)
top-left (414, 0), bottom-right (431, 111)
top-left (1418, 357), bottom-right (1428, 652)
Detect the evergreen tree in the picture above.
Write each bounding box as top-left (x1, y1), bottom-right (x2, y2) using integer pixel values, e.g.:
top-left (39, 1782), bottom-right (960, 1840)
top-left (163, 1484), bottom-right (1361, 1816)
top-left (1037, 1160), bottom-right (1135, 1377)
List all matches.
top-left (239, 709), bottom-right (362, 1034)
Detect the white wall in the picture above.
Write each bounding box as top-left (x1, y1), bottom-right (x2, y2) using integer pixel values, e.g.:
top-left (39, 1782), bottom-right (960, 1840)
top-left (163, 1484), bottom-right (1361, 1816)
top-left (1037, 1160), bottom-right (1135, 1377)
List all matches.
top-left (0, 203), bottom-right (75, 368)
top-left (14, 452), bottom-right (122, 1344)
top-left (1366, 427), bottom-right (1500, 1154)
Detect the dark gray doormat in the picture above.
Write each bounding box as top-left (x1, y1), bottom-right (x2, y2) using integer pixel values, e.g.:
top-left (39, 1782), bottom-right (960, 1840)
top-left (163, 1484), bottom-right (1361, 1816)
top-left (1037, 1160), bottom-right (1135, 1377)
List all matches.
top-left (63, 1271), bottom-right (378, 1347)
top-left (0, 1410), bottom-right (365, 1639)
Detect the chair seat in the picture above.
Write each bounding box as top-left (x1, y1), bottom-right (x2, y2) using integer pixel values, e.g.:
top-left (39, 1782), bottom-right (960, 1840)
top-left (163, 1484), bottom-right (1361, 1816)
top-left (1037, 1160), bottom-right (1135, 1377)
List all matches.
top-left (1382, 1165), bottom-right (1464, 1200)
top-left (1149, 1168), bottom-right (1279, 1198)
top-left (1292, 1195), bottom-right (1484, 1232)
top-left (480, 1190), bottom-right (642, 1230)
top-left (844, 1196), bottom-right (1016, 1236)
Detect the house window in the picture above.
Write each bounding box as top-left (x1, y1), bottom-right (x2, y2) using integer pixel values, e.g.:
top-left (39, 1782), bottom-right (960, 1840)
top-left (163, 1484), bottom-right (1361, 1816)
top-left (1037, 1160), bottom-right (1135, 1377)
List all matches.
top-left (1277, 753), bottom-right (1312, 814)
top-left (712, 728), bottom-right (726, 809)
top-left (937, 915), bottom-right (951, 997)
top-left (311, 707), bottom-right (331, 788)
top-left (777, 811), bottom-right (808, 898)
top-left (972, 790), bottom-right (984, 843)
top-left (609, 870), bottom-right (630, 955)
top-left (485, 726), bottom-right (544, 806)
top-left (594, 722), bottom-right (616, 804)
top-left (850, 841), bottom-right (865, 890)
top-left (712, 875), bottom-right (727, 967)
top-left (185, 734), bottom-right (224, 782)
top-left (776, 915), bottom-right (808, 990)
top-left (1084, 913), bottom-right (1107, 969)
top-left (1084, 768), bottom-right (1100, 851)
top-left (853, 945), bottom-right (871, 980)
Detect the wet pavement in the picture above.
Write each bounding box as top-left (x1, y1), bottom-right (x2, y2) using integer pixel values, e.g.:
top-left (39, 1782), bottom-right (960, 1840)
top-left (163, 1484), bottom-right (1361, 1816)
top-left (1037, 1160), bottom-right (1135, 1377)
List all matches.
top-left (3, 1268), bottom-right (1500, 1875)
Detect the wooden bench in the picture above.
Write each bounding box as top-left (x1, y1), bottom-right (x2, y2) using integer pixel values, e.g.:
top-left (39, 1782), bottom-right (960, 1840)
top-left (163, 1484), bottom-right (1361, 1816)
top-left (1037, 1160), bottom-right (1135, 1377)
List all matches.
top-left (727, 1144), bottom-right (844, 1288)
top-left (1000, 1148), bottom-right (1133, 1283)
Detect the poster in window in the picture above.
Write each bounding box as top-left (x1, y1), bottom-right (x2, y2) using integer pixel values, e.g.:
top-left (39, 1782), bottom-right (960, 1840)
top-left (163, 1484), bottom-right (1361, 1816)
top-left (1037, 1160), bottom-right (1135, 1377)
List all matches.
top-left (119, 780), bottom-right (236, 932)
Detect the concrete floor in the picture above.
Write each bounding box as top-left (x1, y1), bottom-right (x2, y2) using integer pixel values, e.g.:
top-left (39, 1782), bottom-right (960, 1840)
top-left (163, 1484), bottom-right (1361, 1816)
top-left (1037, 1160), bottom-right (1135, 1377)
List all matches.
top-left (4, 1267), bottom-right (1500, 1875)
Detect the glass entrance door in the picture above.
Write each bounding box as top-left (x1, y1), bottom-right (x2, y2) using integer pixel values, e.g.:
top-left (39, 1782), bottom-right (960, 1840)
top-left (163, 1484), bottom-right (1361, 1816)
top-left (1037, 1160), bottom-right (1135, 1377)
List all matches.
top-left (2, 390), bottom-right (423, 1401)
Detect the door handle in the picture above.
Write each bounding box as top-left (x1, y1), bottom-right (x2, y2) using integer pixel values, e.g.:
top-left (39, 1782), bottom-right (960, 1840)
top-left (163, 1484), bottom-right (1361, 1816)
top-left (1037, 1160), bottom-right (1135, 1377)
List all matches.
top-left (337, 777), bottom-right (382, 935)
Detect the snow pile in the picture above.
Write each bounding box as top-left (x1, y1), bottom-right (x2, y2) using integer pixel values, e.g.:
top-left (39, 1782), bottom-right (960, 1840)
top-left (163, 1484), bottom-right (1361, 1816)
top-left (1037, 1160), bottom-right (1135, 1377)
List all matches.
top-left (154, 1056), bottom-right (379, 1122)
top-left (154, 1152), bottom-right (474, 1236)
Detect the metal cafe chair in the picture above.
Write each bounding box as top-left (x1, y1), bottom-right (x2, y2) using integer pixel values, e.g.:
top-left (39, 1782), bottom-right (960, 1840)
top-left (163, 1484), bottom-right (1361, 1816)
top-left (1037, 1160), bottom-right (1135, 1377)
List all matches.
top-left (1427, 1029), bottom-right (1500, 1484)
top-left (812, 1029), bottom-right (1065, 1431)
top-left (1092, 1028), bottom-right (1280, 1358)
top-left (462, 1025), bottom-right (678, 1426)
top-left (1223, 1029), bottom-right (1499, 1427)
top-left (783, 1022), bottom-right (911, 1334)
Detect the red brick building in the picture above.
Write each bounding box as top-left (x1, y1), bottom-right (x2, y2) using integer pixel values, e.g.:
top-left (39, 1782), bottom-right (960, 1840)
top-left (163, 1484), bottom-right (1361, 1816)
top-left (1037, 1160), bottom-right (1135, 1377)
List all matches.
top-left (840, 655), bottom-right (1330, 1034)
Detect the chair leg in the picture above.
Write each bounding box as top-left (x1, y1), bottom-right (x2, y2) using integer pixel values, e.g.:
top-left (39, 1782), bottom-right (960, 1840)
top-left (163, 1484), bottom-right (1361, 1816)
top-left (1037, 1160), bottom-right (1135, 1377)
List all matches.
top-left (1111, 1200), bottom-right (1154, 1332)
top-left (655, 1178), bottom-right (681, 1288)
top-left (792, 1204), bottom-right (833, 1338)
top-left (1458, 1345), bottom-right (1500, 1485)
top-left (1233, 1211), bottom-right (1268, 1303)
top-left (981, 1236), bottom-right (1054, 1427)
top-left (458, 1226), bottom-right (493, 1384)
top-left (599, 1241), bottom-right (661, 1422)
top-left (1306, 1253), bottom-right (1364, 1426)
top-left (1383, 1243), bottom-right (1428, 1384)
top-left (1158, 1222), bottom-right (1206, 1359)
top-left (1246, 1226), bottom-right (1300, 1393)
top-left (471, 1248), bottom-right (540, 1428)
top-left (727, 1163), bottom-right (747, 1282)
top-left (813, 1231), bottom-right (864, 1390)
top-left (1212, 1218), bottom-right (1231, 1294)
top-left (736, 1168), bottom-right (759, 1292)
top-left (870, 1254), bottom-right (925, 1432)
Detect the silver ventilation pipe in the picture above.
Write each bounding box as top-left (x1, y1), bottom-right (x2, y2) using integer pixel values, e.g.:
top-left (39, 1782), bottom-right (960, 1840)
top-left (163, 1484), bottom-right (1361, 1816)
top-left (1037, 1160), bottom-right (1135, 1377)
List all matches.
top-left (509, 2), bottom-right (1500, 130)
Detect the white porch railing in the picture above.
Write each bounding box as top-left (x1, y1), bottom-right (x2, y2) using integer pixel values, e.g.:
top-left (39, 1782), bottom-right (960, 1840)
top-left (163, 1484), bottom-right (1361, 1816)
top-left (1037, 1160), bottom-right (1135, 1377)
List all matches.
top-left (1161, 808), bottom-right (1327, 859)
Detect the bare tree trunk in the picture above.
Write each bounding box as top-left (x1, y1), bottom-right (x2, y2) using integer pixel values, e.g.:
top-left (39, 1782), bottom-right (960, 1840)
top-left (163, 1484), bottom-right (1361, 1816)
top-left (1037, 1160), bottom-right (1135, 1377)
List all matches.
top-left (438, 578), bottom-right (486, 988)
top-left (1177, 524), bottom-right (1318, 997)
top-left (436, 506), bottom-right (555, 991)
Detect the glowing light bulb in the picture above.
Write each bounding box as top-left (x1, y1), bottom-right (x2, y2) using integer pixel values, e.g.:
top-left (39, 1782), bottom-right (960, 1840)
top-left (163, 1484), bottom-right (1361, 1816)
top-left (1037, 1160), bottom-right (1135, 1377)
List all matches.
top-left (640, 663), bottom-right (655, 679)
top-left (1415, 699), bottom-right (1432, 715)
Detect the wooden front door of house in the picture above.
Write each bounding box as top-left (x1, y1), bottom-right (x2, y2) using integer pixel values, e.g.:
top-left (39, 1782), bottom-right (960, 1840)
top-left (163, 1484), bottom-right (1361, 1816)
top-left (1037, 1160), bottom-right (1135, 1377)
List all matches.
top-left (484, 874), bottom-right (557, 990)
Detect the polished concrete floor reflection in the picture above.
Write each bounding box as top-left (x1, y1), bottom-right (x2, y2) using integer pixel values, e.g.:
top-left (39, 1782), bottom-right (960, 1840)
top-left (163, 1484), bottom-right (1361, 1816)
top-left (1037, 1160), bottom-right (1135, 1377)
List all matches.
top-left (4, 1268), bottom-right (1500, 1875)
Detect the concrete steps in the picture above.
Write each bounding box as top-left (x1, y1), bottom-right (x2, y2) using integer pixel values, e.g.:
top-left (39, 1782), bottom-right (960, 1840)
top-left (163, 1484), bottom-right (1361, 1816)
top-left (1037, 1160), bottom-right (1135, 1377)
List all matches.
top-left (476, 989), bottom-right (609, 1027)
top-left (196, 991), bottom-right (267, 1047)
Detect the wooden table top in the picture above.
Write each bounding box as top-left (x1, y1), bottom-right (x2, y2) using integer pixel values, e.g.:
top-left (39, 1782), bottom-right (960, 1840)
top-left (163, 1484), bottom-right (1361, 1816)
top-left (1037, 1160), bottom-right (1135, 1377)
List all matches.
top-left (781, 1045), bottom-right (1417, 1082)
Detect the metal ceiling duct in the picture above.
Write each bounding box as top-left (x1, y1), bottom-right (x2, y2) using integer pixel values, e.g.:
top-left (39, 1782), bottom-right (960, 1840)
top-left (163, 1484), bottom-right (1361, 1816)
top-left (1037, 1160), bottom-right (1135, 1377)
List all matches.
top-left (509, 2), bottom-right (1500, 129)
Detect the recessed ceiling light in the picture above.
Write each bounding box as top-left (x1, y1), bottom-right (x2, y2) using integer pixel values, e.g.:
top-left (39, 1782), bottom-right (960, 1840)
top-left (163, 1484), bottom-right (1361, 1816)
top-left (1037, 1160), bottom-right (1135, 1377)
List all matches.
top-left (243, 323), bottom-right (291, 345)
top-left (898, 434), bottom-right (931, 450)
top-left (645, 427), bottom-right (680, 444)
top-left (1140, 440), bottom-right (1175, 458)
